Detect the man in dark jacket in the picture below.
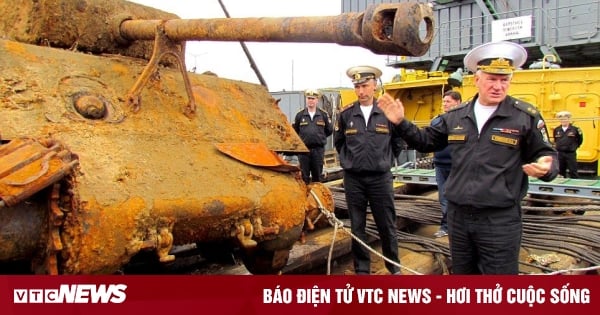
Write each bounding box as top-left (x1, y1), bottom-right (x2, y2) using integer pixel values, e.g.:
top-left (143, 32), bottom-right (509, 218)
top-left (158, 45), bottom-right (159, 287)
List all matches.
top-left (335, 65), bottom-right (403, 275)
top-left (377, 41), bottom-right (559, 274)
top-left (293, 89), bottom-right (333, 184)
top-left (553, 111), bottom-right (583, 178)
top-left (432, 90), bottom-right (462, 238)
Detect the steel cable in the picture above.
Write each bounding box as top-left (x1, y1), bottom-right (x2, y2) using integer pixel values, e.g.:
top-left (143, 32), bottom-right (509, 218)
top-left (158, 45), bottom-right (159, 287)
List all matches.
top-left (332, 189), bottom-right (600, 273)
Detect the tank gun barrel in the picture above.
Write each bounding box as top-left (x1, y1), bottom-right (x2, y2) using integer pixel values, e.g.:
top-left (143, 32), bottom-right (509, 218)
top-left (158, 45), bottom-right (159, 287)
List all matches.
top-left (118, 3), bottom-right (434, 56)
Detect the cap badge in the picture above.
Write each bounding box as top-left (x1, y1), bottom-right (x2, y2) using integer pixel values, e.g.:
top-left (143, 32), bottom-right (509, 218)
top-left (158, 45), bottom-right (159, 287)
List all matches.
top-left (490, 58), bottom-right (511, 67)
top-left (478, 58), bottom-right (513, 73)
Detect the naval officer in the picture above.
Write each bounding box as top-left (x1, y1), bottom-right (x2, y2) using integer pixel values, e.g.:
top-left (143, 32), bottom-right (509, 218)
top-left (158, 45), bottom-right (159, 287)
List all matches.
top-left (334, 65), bottom-right (403, 275)
top-left (377, 41), bottom-right (558, 274)
top-left (293, 89), bottom-right (333, 184)
top-left (553, 111), bottom-right (583, 178)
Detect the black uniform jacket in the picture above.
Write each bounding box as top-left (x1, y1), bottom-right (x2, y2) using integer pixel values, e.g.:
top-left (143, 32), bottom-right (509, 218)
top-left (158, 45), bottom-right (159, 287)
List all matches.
top-left (553, 124), bottom-right (583, 153)
top-left (293, 108), bottom-right (333, 148)
top-left (335, 100), bottom-right (403, 173)
top-left (396, 95), bottom-right (558, 208)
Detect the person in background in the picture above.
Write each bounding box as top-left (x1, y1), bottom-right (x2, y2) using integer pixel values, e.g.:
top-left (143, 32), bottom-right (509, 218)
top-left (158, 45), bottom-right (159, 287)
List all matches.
top-left (553, 111), bottom-right (583, 178)
top-left (432, 90), bottom-right (462, 238)
top-left (335, 65), bottom-right (403, 275)
top-left (376, 41), bottom-right (558, 274)
top-left (293, 89), bottom-right (333, 184)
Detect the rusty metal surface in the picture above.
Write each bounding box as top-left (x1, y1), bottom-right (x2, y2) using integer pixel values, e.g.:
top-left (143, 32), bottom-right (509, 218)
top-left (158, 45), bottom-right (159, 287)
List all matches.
top-left (0, 38), bottom-right (309, 274)
top-left (0, 0), bottom-right (434, 58)
top-left (0, 203), bottom-right (47, 262)
top-left (0, 138), bottom-right (78, 207)
top-left (0, 0), bottom-right (435, 274)
top-left (0, 0), bottom-right (178, 61)
top-left (304, 183), bottom-right (335, 231)
top-left (215, 142), bottom-right (300, 172)
top-left (119, 2), bottom-right (434, 56)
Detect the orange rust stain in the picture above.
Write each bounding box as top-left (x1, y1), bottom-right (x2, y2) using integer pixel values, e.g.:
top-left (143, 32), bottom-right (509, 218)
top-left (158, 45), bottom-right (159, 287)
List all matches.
top-left (304, 183), bottom-right (334, 229)
top-left (4, 41), bottom-right (26, 53)
top-left (226, 82), bottom-right (252, 103)
top-left (0, 159), bottom-right (63, 198)
top-left (215, 142), bottom-right (287, 167)
top-left (3, 41), bottom-right (39, 62)
top-left (153, 195), bottom-right (255, 218)
top-left (110, 63), bottom-right (130, 77)
top-left (152, 196), bottom-right (257, 242)
top-left (192, 85), bottom-right (220, 113)
top-left (191, 83), bottom-right (270, 138)
top-left (226, 107), bottom-right (252, 127)
top-left (260, 183), bottom-right (306, 230)
top-left (0, 139), bottom-right (79, 206)
top-left (62, 197), bottom-right (149, 274)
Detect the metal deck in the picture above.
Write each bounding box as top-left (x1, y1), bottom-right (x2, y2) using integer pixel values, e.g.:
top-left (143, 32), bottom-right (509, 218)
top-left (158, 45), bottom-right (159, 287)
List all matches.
top-left (391, 167), bottom-right (600, 200)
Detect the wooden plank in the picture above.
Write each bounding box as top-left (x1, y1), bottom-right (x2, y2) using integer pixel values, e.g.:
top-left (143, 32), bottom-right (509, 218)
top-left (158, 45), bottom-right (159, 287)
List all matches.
top-left (283, 227), bottom-right (354, 274)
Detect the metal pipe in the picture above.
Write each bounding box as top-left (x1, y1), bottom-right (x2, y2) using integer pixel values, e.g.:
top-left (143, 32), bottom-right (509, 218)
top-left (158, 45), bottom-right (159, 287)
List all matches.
top-left (119, 3), bottom-right (435, 57)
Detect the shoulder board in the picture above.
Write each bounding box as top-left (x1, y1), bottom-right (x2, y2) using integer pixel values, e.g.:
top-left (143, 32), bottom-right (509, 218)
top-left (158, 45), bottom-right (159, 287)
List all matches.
top-left (318, 108), bottom-right (329, 115)
top-left (295, 108), bottom-right (305, 114)
top-left (513, 101), bottom-right (539, 117)
top-left (447, 102), bottom-right (467, 112)
top-left (340, 103), bottom-right (356, 113)
top-left (430, 115), bottom-right (443, 126)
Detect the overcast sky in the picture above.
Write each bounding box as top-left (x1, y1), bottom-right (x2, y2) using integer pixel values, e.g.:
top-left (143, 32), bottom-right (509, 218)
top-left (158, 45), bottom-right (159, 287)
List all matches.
top-left (128, 0), bottom-right (400, 92)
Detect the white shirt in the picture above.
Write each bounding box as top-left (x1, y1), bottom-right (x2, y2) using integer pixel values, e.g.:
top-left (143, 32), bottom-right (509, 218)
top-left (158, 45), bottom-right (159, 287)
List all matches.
top-left (360, 105), bottom-right (373, 126)
top-left (474, 101), bottom-right (498, 134)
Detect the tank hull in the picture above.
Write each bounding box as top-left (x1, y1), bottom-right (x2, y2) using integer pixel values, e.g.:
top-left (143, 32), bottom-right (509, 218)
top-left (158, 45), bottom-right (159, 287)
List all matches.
top-left (0, 39), bottom-right (309, 274)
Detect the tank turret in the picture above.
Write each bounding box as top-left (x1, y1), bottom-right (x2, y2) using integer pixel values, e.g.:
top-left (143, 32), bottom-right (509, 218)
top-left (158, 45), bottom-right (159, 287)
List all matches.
top-left (0, 0), bottom-right (434, 274)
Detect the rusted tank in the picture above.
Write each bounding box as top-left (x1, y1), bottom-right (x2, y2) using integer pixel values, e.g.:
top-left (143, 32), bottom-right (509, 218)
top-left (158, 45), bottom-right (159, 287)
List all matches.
top-left (0, 0), bottom-right (434, 274)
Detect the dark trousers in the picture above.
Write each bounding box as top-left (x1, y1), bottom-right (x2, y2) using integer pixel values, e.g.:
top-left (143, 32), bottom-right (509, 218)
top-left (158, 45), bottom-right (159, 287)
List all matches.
top-left (447, 202), bottom-right (522, 274)
top-left (344, 171), bottom-right (400, 274)
top-left (298, 147), bottom-right (325, 184)
top-left (435, 165), bottom-right (451, 231)
top-left (558, 151), bottom-right (578, 178)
